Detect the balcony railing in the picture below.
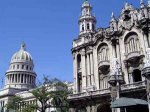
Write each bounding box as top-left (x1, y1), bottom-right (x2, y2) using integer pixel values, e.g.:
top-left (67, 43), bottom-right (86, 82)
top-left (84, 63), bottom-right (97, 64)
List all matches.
top-left (121, 81), bottom-right (145, 91)
top-left (124, 50), bottom-right (144, 62)
top-left (68, 81), bottom-right (146, 100)
top-left (68, 88), bottom-right (110, 99)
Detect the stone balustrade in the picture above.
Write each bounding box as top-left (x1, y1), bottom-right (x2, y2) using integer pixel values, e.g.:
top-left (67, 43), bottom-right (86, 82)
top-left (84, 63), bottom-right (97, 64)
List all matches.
top-left (68, 81), bottom-right (146, 100)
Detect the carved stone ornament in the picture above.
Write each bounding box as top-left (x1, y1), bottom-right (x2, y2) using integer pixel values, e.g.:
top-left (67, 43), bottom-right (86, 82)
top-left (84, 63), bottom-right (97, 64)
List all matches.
top-left (143, 48), bottom-right (150, 68)
top-left (95, 32), bottom-right (104, 41)
top-left (110, 58), bottom-right (121, 76)
top-left (104, 28), bottom-right (111, 39)
top-left (123, 18), bottom-right (134, 30)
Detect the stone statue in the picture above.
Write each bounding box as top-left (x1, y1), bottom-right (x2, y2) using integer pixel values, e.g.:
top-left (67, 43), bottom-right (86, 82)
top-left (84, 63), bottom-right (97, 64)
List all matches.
top-left (111, 58), bottom-right (121, 76)
top-left (143, 48), bottom-right (150, 68)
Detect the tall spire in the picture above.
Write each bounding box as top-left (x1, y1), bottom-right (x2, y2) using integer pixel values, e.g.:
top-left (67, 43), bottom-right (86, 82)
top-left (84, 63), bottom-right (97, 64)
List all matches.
top-left (20, 42), bottom-right (26, 51)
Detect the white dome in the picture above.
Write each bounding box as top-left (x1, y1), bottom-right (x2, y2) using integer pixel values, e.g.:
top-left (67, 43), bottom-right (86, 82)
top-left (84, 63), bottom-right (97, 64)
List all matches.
top-left (5, 43), bottom-right (36, 90)
top-left (11, 43), bottom-right (33, 63)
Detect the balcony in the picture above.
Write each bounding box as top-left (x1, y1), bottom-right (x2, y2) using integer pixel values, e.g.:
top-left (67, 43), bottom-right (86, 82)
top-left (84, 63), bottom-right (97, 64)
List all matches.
top-left (68, 81), bottom-right (146, 100)
top-left (121, 81), bottom-right (146, 92)
top-left (124, 51), bottom-right (144, 63)
top-left (98, 60), bottom-right (110, 71)
top-left (68, 88), bottom-right (110, 100)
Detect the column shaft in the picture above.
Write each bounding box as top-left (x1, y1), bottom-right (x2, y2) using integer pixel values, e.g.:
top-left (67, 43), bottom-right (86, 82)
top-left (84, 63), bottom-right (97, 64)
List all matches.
top-left (81, 51), bottom-right (86, 91)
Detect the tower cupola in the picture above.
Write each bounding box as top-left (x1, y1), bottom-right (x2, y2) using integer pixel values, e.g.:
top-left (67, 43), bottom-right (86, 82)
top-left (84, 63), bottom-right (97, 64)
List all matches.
top-left (79, 0), bottom-right (97, 35)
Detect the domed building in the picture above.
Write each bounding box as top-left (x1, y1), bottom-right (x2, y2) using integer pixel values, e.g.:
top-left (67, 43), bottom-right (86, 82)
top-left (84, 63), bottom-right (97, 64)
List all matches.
top-left (5, 43), bottom-right (36, 89)
top-left (0, 43), bottom-right (37, 112)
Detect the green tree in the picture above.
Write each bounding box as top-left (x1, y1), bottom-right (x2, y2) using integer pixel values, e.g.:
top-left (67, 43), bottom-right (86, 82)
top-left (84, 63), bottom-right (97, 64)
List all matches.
top-left (6, 96), bottom-right (36, 112)
top-left (32, 77), bottom-right (70, 112)
top-left (6, 76), bottom-right (70, 112)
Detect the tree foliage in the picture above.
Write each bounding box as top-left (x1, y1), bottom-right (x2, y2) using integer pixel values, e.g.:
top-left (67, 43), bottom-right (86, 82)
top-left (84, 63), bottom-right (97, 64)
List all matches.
top-left (6, 76), bottom-right (70, 112)
top-left (6, 96), bottom-right (36, 112)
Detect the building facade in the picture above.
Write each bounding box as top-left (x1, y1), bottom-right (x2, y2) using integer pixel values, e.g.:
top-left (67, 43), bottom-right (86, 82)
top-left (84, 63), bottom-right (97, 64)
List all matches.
top-left (0, 43), bottom-right (38, 112)
top-left (68, 0), bottom-right (150, 112)
top-left (0, 44), bottom-right (58, 112)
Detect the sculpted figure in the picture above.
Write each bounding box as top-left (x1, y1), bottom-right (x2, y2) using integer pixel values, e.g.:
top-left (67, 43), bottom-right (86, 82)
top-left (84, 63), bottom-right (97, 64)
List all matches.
top-left (143, 48), bottom-right (150, 68)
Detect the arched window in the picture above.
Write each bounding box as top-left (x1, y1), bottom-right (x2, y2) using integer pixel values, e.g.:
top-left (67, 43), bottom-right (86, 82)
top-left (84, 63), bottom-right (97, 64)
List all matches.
top-left (77, 55), bottom-right (81, 70)
top-left (17, 65), bottom-right (20, 69)
top-left (124, 32), bottom-right (139, 54)
top-left (82, 25), bottom-right (84, 31)
top-left (87, 23), bottom-right (90, 30)
top-left (22, 65), bottom-right (24, 69)
top-left (26, 65), bottom-right (28, 70)
top-left (97, 44), bottom-right (109, 63)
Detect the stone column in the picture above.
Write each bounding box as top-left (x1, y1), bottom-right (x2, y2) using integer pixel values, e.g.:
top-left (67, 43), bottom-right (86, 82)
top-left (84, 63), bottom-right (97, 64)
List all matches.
top-left (90, 53), bottom-right (94, 86)
top-left (22, 74), bottom-right (24, 83)
top-left (87, 54), bottom-right (90, 86)
top-left (73, 53), bottom-right (78, 93)
top-left (147, 28), bottom-right (150, 48)
top-left (93, 47), bottom-right (99, 90)
top-left (81, 49), bottom-right (87, 91)
top-left (87, 54), bottom-right (90, 76)
top-left (26, 75), bottom-right (27, 84)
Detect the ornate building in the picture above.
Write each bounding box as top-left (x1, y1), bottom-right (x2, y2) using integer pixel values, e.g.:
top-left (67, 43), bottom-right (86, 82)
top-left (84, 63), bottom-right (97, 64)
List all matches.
top-left (0, 43), bottom-right (37, 112)
top-left (5, 43), bottom-right (36, 89)
top-left (0, 43), bottom-right (70, 112)
top-left (68, 0), bottom-right (150, 112)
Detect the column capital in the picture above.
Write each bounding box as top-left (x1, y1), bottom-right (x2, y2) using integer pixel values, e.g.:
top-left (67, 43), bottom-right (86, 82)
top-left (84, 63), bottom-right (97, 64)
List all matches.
top-left (80, 50), bottom-right (86, 56)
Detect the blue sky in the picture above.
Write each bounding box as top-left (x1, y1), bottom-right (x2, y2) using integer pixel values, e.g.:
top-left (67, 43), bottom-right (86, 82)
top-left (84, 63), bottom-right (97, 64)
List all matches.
top-left (0, 0), bottom-right (147, 88)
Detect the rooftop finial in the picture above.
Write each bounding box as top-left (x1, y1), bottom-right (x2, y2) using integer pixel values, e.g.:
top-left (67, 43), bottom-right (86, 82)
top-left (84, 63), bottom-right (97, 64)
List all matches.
top-left (111, 12), bottom-right (116, 22)
top-left (125, 1), bottom-right (129, 9)
top-left (21, 42), bottom-right (26, 51)
top-left (111, 12), bottom-right (114, 18)
top-left (148, 0), bottom-right (150, 7)
top-left (140, 0), bottom-right (145, 8)
top-left (140, 0), bottom-right (144, 4)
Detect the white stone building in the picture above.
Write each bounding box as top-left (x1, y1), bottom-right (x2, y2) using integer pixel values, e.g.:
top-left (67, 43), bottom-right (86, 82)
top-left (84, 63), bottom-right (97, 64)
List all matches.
top-left (0, 43), bottom-right (58, 112)
top-left (68, 0), bottom-right (150, 112)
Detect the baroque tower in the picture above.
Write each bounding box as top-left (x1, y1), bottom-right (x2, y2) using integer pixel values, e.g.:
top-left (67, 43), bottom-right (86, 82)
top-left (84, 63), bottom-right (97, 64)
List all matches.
top-left (79, 0), bottom-right (96, 35)
top-left (5, 43), bottom-right (36, 89)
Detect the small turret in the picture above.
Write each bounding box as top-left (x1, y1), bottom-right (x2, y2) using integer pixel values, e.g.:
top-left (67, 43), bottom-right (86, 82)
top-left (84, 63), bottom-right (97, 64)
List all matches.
top-left (110, 12), bottom-right (117, 32)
